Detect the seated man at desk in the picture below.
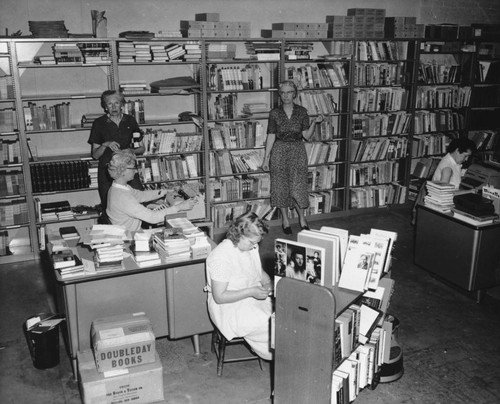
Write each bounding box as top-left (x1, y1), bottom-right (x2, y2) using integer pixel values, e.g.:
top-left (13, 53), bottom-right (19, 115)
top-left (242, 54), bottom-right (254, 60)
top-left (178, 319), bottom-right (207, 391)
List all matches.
top-left (432, 138), bottom-right (477, 189)
top-left (106, 150), bottom-right (195, 231)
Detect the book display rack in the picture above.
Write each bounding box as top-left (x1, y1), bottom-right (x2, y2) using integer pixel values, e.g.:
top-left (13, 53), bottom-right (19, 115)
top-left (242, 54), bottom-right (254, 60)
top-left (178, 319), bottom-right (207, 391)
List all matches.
top-left (274, 227), bottom-right (398, 403)
top-left (1, 34), bottom-right (498, 263)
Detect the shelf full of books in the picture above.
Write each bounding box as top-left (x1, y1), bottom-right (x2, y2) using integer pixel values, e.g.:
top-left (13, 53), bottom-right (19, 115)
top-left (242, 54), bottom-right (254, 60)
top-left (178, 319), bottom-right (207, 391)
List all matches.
top-left (274, 225), bottom-right (399, 403)
top-left (3, 35), bottom-right (498, 260)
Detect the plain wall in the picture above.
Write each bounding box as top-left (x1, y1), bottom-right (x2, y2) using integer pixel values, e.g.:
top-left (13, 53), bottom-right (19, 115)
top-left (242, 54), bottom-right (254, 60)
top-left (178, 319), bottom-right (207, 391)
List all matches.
top-left (1, 0), bottom-right (499, 39)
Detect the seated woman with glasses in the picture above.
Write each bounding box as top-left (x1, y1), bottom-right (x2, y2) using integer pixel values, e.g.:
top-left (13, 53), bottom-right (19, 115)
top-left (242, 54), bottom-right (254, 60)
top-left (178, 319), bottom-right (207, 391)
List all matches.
top-left (206, 211), bottom-right (274, 360)
top-left (262, 80), bottom-right (324, 234)
top-left (106, 150), bottom-right (195, 232)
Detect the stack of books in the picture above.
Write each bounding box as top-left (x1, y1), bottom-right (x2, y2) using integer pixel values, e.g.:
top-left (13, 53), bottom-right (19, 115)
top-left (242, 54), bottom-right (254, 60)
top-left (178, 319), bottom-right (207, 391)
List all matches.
top-left (150, 43), bottom-right (169, 62)
top-left (165, 216), bottom-right (205, 239)
top-left (451, 208), bottom-right (499, 225)
top-left (423, 181), bottom-right (456, 212)
top-left (38, 200), bottom-right (72, 221)
top-left (131, 232), bottom-right (161, 267)
top-left (152, 230), bottom-right (191, 263)
top-left (86, 225), bottom-right (127, 272)
top-left (52, 43), bottom-right (82, 64)
top-left (245, 41), bottom-right (281, 61)
top-left (77, 42), bottom-right (110, 64)
top-left (51, 248), bottom-right (85, 278)
top-left (183, 42), bottom-right (202, 61)
top-left (119, 81), bottom-right (149, 95)
top-left (29, 20), bottom-right (68, 38)
top-left (165, 44), bottom-right (186, 60)
top-left (59, 226), bottom-right (80, 242)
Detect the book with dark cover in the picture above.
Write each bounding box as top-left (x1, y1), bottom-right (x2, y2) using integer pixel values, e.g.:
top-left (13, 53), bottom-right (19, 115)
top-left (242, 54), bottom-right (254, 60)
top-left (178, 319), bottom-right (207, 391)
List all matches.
top-left (59, 226), bottom-right (79, 239)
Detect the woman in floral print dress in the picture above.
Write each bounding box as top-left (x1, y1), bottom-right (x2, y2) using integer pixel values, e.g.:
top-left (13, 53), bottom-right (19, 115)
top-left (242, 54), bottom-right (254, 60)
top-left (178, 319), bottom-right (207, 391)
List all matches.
top-left (262, 81), bottom-right (323, 233)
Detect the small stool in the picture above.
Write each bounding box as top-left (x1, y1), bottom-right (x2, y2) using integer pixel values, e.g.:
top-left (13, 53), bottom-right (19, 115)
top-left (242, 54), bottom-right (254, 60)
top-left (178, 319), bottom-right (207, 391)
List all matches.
top-left (211, 328), bottom-right (263, 376)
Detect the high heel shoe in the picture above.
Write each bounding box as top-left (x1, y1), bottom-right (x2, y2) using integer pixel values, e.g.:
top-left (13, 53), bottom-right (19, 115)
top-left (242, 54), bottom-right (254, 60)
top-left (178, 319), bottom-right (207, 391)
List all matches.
top-left (300, 225), bottom-right (310, 231)
top-left (282, 224), bottom-right (292, 235)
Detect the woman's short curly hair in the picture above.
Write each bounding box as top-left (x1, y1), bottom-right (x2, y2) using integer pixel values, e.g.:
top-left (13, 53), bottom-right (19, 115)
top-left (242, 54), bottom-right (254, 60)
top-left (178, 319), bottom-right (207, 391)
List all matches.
top-left (226, 211), bottom-right (269, 245)
top-left (279, 80), bottom-right (298, 98)
top-left (107, 149), bottom-right (136, 180)
top-left (100, 90), bottom-right (126, 110)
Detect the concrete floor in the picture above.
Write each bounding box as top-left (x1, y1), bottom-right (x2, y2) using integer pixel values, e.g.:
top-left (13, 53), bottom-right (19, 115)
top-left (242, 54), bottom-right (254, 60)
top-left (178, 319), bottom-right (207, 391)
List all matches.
top-left (1, 205), bottom-right (500, 404)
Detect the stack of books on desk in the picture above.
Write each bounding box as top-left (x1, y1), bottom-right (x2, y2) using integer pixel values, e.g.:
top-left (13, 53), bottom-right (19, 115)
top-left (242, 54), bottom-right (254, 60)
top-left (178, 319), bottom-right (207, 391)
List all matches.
top-left (51, 249), bottom-right (85, 278)
top-left (85, 225), bottom-right (127, 271)
top-left (451, 208), bottom-right (499, 225)
top-left (423, 181), bottom-right (456, 212)
top-left (93, 244), bottom-right (124, 271)
top-left (131, 232), bottom-right (162, 267)
top-left (152, 231), bottom-right (191, 263)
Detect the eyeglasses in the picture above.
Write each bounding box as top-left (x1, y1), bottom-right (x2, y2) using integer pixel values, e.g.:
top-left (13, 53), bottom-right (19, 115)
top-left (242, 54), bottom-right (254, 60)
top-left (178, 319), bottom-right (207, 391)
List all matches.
top-left (280, 90), bottom-right (295, 96)
top-left (244, 235), bottom-right (262, 246)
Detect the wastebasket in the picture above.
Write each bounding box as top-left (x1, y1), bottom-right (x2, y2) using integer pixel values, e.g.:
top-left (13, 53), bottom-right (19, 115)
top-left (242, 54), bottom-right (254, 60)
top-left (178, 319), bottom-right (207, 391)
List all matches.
top-left (23, 313), bottom-right (63, 369)
top-left (379, 314), bottom-right (404, 383)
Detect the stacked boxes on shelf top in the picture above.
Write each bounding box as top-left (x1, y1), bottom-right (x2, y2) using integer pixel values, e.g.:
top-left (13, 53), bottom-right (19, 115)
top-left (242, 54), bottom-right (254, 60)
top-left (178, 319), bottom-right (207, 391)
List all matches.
top-left (347, 8), bottom-right (386, 38)
top-left (261, 22), bottom-right (328, 39)
top-left (326, 16), bottom-right (356, 38)
top-left (425, 24), bottom-right (460, 40)
top-left (180, 13), bottom-right (251, 38)
top-left (78, 312), bottom-right (163, 404)
top-left (384, 17), bottom-right (425, 38)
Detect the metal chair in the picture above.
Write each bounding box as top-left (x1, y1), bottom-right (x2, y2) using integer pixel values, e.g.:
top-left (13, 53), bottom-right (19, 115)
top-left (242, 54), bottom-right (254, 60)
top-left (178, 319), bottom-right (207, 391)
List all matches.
top-left (211, 327), bottom-right (263, 376)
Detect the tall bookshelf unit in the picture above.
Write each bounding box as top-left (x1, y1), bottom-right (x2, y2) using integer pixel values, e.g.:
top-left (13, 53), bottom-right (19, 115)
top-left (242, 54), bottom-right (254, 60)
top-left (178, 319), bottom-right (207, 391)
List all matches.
top-left (468, 39), bottom-right (500, 164)
top-left (113, 38), bottom-right (207, 218)
top-left (14, 38), bottom-right (115, 256)
top-left (350, 39), bottom-right (417, 210)
top-left (202, 39), bottom-right (280, 227)
top-left (281, 39), bottom-right (351, 217)
top-left (0, 40), bottom-right (35, 263)
top-left (2, 34), bottom-right (498, 263)
top-left (409, 39), bottom-right (474, 198)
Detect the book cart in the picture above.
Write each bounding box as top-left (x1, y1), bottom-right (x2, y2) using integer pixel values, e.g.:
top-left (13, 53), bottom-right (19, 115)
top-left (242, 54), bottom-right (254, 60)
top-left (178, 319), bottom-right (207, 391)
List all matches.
top-left (274, 278), bottom-right (362, 403)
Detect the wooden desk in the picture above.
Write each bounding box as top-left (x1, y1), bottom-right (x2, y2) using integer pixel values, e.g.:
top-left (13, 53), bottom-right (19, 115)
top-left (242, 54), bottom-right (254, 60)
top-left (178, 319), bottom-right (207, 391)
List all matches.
top-left (414, 204), bottom-right (500, 302)
top-left (53, 245), bottom-right (214, 376)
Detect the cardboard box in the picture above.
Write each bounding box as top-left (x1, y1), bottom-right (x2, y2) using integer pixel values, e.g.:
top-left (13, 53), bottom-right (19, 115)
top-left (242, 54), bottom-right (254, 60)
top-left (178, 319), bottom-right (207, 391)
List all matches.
top-left (78, 350), bottom-right (164, 404)
top-left (195, 13), bottom-right (220, 22)
top-left (91, 312), bottom-right (156, 373)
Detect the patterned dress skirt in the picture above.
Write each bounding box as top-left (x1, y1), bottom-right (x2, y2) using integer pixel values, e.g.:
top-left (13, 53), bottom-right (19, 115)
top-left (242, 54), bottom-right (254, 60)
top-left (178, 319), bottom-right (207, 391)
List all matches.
top-left (270, 140), bottom-right (309, 209)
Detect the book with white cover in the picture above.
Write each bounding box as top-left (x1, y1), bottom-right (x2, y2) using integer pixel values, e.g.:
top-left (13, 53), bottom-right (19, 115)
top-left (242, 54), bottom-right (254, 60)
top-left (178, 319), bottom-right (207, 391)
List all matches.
top-left (319, 226), bottom-right (349, 268)
top-left (369, 228), bottom-right (397, 273)
top-left (298, 229), bottom-right (340, 287)
top-left (338, 235), bottom-right (374, 292)
top-left (359, 234), bottom-right (390, 290)
top-left (358, 304), bottom-right (383, 344)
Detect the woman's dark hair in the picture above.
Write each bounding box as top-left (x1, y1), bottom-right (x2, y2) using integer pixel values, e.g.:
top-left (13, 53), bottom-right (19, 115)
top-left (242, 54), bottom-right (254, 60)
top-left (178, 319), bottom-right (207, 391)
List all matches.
top-left (447, 138), bottom-right (477, 154)
top-left (226, 211), bottom-right (269, 245)
top-left (100, 90), bottom-right (126, 110)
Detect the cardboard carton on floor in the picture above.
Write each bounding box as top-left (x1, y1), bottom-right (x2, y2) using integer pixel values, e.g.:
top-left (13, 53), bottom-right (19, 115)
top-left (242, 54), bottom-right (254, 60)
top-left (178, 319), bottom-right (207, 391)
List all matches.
top-left (78, 350), bottom-right (164, 404)
top-left (91, 312), bottom-right (156, 373)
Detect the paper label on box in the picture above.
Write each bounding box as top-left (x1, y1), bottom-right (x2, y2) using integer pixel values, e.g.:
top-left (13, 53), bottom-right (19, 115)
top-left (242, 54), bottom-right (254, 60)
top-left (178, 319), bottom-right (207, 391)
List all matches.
top-left (99, 328), bottom-right (126, 340)
top-left (103, 368), bottom-right (129, 378)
